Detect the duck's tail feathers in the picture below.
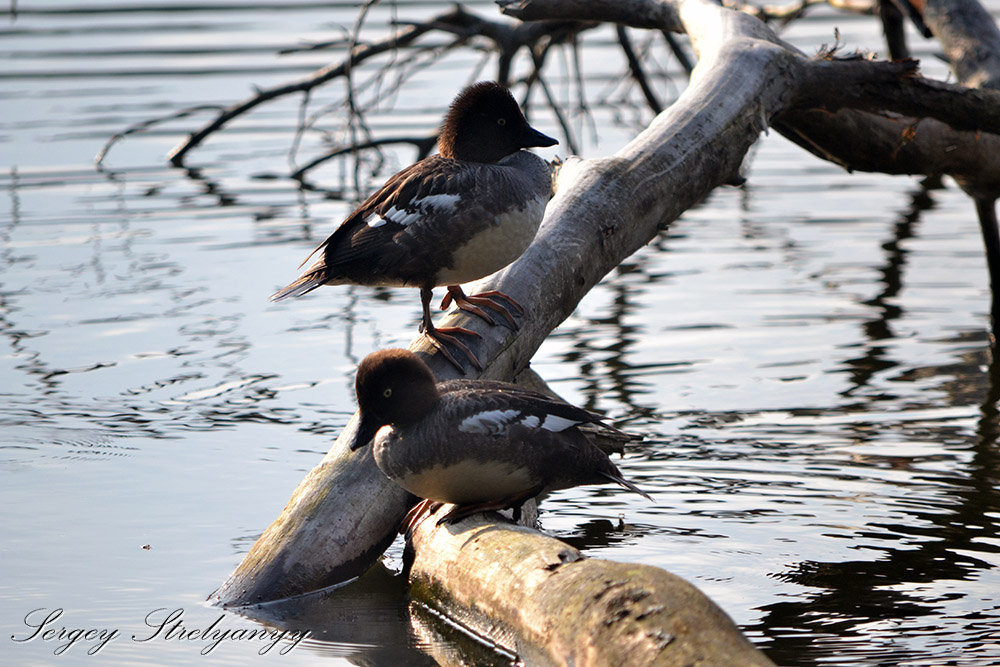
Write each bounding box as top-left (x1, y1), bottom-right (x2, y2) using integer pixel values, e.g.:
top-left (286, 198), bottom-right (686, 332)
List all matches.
top-left (270, 268), bottom-right (326, 302)
top-left (601, 470), bottom-right (652, 501)
top-left (581, 423), bottom-right (642, 456)
top-left (603, 423), bottom-right (644, 443)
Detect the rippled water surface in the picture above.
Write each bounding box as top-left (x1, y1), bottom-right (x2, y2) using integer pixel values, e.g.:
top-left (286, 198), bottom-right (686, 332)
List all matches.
top-left (3, 1), bottom-right (1000, 665)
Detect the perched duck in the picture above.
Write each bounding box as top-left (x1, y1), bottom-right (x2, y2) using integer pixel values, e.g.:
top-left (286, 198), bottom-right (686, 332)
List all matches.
top-left (271, 81), bottom-right (557, 371)
top-left (348, 349), bottom-right (651, 525)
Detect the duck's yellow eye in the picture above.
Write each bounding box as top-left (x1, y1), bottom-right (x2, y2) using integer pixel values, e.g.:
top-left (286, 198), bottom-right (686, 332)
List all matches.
top-left (497, 118), bottom-right (506, 126)
top-left (383, 388), bottom-right (392, 399)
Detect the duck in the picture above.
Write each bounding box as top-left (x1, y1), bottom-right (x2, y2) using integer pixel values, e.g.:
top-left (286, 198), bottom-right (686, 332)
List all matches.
top-left (348, 348), bottom-right (651, 525)
top-left (271, 81), bottom-right (557, 372)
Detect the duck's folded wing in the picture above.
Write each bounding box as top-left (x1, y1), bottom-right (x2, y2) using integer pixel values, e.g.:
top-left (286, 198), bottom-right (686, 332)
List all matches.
top-left (324, 160), bottom-right (506, 279)
top-left (440, 388), bottom-right (607, 439)
top-left (271, 158), bottom-right (470, 297)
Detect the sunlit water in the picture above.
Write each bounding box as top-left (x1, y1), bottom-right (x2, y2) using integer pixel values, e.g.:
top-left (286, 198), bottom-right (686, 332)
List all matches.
top-left (3, 1), bottom-right (1000, 665)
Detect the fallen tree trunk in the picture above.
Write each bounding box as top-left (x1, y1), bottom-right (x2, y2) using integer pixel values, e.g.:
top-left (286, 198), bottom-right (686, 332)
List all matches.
top-left (408, 512), bottom-right (776, 667)
top-left (214, 2), bottom-right (1000, 662)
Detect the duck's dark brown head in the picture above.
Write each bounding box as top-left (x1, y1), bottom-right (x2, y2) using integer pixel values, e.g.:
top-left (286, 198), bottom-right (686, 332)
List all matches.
top-left (349, 348), bottom-right (440, 451)
top-left (438, 81), bottom-right (557, 163)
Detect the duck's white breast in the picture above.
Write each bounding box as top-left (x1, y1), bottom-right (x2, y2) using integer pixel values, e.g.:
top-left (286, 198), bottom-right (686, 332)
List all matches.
top-left (385, 458), bottom-right (536, 505)
top-left (434, 194), bottom-right (547, 286)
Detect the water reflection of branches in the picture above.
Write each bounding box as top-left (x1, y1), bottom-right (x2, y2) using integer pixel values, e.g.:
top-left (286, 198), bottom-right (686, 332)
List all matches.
top-left (742, 173), bottom-right (1000, 664)
top-left (751, 350), bottom-right (1000, 666)
top-left (839, 177), bottom-right (940, 398)
top-left (560, 238), bottom-right (673, 421)
top-left (180, 166), bottom-right (239, 208)
top-left (751, 452), bottom-right (1000, 665)
top-left (1, 171), bottom-right (64, 394)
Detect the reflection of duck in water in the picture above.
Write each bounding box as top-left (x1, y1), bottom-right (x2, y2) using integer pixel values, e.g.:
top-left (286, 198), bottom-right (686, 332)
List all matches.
top-left (271, 82), bottom-right (556, 371)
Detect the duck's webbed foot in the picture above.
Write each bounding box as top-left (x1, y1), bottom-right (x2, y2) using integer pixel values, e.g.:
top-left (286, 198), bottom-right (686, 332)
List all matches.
top-left (420, 285), bottom-right (482, 373)
top-left (440, 285), bottom-right (523, 330)
top-left (400, 498), bottom-right (445, 534)
top-left (436, 485), bottom-right (543, 525)
top-left (424, 324), bottom-right (482, 372)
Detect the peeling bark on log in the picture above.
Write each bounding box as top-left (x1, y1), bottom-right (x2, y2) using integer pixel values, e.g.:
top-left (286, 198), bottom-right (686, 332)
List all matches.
top-left (408, 512), bottom-right (777, 666)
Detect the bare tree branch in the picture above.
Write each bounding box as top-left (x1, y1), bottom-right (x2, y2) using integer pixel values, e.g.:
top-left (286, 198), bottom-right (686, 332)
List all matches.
top-left (163, 6), bottom-right (479, 166)
top-left (618, 24), bottom-right (665, 113)
top-left (290, 134), bottom-right (438, 181)
top-left (95, 105), bottom-right (223, 167)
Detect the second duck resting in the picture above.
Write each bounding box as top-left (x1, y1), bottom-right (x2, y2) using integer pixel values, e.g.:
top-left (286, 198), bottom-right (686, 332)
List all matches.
top-left (349, 348), bottom-right (651, 526)
top-left (271, 81), bottom-right (557, 372)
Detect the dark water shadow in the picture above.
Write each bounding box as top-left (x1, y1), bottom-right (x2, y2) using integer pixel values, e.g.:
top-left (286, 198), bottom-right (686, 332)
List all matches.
top-left (838, 177), bottom-right (941, 400)
top-left (745, 181), bottom-right (1000, 666)
top-left (225, 563), bottom-right (517, 666)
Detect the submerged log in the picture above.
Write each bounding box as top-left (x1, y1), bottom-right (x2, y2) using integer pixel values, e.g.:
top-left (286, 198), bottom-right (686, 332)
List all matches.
top-left (408, 511), bottom-right (776, 666)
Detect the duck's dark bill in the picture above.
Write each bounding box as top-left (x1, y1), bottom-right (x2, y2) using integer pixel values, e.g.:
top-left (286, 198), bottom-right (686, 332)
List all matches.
top-left (347, 414), bottom-right (380, 451)
top-left (519, 125), bottom-right (557, 149)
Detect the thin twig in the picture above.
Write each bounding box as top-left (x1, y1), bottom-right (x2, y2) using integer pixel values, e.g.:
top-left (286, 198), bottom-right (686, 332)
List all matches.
top-left (95, 105), bottom-right (223, 167)
top-left (617, 24), bottom-right (664, 114)
top-left (661, 30), bottom-right (694, 75)
top-left (530, 65), bottom-right (579, 155)
top-left (279, 34), bottom-right (350, 55)
top-left (345, 0), bottom-right (381, 197)
top-left (568, 32), bottom-right (599, 146)
top-left (291, 135), bottom-right (438, 181)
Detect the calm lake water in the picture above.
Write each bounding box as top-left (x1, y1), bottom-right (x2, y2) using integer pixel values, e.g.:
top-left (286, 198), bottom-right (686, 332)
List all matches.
top-left (3, 1), bottom-right (1000, 665)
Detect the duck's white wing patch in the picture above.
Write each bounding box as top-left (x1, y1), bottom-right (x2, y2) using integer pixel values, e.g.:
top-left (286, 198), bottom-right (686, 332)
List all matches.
top-left (459, 408), bottom-right (583, 436)
top-left (415, 193), bottom-right (461, 211)
top-left (367, 193), bottom-right (461, 228)
top-left (366, 213), bottom-right (388, 228)
top-left (519, 415), bottom-right (540, 429)
top-left (539, 414), bottom-right (581, 432)
top-left (458, 409), bottom-right (521, 435)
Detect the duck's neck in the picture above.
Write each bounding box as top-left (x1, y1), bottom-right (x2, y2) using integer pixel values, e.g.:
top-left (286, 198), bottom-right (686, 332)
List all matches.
top-left (438, 137), bottom-right (507, 164)
top-left (391, 386), bottom-right (440, 428)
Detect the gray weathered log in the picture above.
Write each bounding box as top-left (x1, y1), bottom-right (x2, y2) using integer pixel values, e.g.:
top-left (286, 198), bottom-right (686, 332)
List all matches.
top-left (924, 0), bottom-right (1000, 90)
top-left (408, 511), bottom-right (777, 666)
top-left (771, 0), bottom-right (1000, 198)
